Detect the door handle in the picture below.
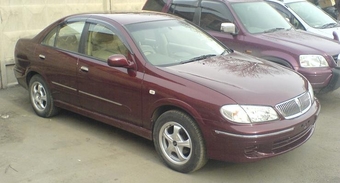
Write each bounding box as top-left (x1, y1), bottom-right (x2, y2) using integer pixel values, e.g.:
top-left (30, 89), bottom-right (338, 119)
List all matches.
top-left (39, 54), bottom-right (45, 59)
top-left (80, 66), bottom-right (89, 72)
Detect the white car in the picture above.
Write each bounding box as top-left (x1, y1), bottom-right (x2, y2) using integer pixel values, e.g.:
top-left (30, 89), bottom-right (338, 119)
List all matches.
top-left (266, 0), bottom-right (340, 40)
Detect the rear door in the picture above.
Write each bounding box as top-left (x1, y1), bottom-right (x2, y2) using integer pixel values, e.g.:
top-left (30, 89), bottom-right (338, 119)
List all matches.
top-left (35, 20), bottom-right (86, 106)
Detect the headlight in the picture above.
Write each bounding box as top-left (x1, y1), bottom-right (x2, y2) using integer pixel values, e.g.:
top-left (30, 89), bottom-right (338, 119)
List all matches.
top-left (308, 81), bottom-right (314, 102)
top-left (220, 105), bottom-right (279, 123)
top-left (300, 55), bottom-right (328, 67)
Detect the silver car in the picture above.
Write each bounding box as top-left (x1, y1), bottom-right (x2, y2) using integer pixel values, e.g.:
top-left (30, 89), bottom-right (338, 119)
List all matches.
top-left (266, 0), bottom-right (340, 40)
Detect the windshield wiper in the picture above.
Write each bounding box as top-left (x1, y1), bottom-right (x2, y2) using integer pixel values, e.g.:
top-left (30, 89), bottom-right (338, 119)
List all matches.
top-left (264, 28), bottom-right (286, 33)
top-left (180, 54), bottom-right (216, 64)
top-left (320, 23), bottom-right (338, 29)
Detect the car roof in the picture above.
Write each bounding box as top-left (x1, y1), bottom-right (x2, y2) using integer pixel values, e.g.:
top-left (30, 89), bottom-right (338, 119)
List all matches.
top-left (71, 11), bottom-right (178, 25)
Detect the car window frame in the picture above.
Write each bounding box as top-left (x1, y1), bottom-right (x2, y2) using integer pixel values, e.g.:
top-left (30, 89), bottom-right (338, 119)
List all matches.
top-left (143, 0), bottom-right (168, 12)
top-left (168, 0), bottom-right (200, 22)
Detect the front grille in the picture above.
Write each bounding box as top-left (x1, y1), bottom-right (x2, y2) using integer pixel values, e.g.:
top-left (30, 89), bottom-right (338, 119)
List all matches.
top-left (333, 54), bottom-right (340, 67)
top-left (275, 92), bottom-right (312, 119)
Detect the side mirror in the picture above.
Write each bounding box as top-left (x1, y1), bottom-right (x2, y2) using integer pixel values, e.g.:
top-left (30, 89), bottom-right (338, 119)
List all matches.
top-left (333, 31), bottom-right (339, 41)
top-left (107, 54), bottom-right (135, 69)
top-left (220, 23), bottom-right (236, 34)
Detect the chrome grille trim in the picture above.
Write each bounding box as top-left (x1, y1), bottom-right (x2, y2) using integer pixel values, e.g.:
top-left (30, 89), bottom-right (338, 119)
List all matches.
top-left (275, 92), bottom-right (312, 119)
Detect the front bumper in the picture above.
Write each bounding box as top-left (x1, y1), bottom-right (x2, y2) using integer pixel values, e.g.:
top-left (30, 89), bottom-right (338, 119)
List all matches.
top-left (319, 67), bottom-right (340, 94)
top-left (204, 98), bottom-right (320, 163)
top-left (215, 123), bottom-right (315, 160)
top-left (297, 67), bottom-right (340, 93)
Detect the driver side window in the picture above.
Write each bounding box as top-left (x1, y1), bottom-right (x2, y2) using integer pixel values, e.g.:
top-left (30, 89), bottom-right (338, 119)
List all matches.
top-left (200, 1), bottom-right (234, 31)
top-left (85, 23), bottom-right (128, 61)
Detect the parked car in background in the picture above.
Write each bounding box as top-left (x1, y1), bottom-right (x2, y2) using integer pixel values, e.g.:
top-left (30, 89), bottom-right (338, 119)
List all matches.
top-left (266, 0), bottom-right (340, 40)
top-left (310, 0), bottom-right (339, 20)
top-left (14, 12), bottom-right (320, 173)
top-left (143, 0), bottom-right (340, 94)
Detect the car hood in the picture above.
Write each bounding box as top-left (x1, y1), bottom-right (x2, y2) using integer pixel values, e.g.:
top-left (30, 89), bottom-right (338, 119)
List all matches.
top-left (162, 52), bottom-right (307, 106)
top-left (256, 29), bottom-right (340, 55)
top-left (310, 27), bottom-right (340, 40)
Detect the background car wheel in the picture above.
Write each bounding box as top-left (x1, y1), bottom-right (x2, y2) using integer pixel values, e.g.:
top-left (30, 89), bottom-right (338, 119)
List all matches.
top-left (153, 110), bottom-right (207, 173)
top-left (29, 75), bottom-right (59, 117)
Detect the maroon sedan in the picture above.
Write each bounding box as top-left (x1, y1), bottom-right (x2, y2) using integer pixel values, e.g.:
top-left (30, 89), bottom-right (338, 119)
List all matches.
top-left (14, 12), bottom-right (320, 173)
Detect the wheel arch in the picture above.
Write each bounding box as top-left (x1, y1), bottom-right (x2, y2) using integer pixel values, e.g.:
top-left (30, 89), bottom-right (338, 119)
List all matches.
top-left (261, 56), bottom-right (294, 69)
top-left (25, 71), bottom-right (40, 87)
top-left (151, 105), bottom-right (199, 130)
top-left (149, 99), bottom-right (205, 135)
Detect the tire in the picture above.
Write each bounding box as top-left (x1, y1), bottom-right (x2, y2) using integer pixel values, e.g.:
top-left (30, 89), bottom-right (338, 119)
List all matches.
top-left (29, 75), bottom-right (59, 117)
top-left (153, 110), bottom-right (207, 173)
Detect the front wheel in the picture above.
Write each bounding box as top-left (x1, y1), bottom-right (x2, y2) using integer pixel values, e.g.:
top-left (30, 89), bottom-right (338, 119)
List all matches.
top-left (29, 75), bottom-right (59, 117)
top-left (153, 110), bottom-right (207, 173)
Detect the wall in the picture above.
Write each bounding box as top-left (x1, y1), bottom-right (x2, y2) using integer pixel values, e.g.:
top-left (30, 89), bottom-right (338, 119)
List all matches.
top-left (0, 0), bottom-right (145, 89)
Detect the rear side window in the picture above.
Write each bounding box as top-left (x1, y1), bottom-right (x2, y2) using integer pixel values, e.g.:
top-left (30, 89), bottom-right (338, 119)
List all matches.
top-left (56, 22), bottom-right (85, 52)
top-left (143, 0), bottom-right (168, 11)
top-left (42, 27), bottom-right (57, 46)
top-left (42, 21), bottom-right (85, 53)
top-left (200, 1), bottom-right (234, 31)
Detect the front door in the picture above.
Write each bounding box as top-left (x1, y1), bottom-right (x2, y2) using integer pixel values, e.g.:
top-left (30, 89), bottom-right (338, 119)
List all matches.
top-left (77, 22), bottom-right (143, 126)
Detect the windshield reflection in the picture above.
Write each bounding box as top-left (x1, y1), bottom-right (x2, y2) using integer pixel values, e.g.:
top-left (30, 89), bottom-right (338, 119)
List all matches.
top-left (126, 19), bottom-right (226, 66)
top-left (287, 1), bottom-right (338, 29)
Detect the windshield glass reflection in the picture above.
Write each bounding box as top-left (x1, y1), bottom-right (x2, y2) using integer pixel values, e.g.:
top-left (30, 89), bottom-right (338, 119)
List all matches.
top-left (287, 1), bottom-right (338, 29)
top-left (231, 2), bottom-right (292, 34)
top-left (126, 20), bottom-right (226, 66)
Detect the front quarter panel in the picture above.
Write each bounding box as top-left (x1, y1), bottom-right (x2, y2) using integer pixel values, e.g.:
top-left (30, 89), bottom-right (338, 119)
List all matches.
top-left (141, 64), bottom-right (236, 137)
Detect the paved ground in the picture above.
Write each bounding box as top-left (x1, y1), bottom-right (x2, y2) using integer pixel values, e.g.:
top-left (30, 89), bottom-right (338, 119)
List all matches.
top-left (0, 85), bottom-right (339, 183)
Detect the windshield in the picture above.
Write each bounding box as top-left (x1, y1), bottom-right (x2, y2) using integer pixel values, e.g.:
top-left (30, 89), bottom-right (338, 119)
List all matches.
top-left (287, 1), bottom-right (338, 29)
top-left (125, 20), bottom-right (226, 66)
top-left (231, 1), bottom-right (292, 34)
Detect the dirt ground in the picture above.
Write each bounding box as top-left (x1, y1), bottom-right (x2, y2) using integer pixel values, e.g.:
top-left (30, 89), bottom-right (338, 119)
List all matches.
top-left (0, 85), bottom-right (339, 183)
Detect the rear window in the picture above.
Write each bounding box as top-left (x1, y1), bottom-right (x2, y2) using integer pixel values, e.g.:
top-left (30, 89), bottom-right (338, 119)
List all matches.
top-left (143, 0), bottom-right (167, 11)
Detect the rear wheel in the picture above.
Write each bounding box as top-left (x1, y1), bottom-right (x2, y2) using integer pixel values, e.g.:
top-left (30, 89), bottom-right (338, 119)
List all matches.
top-left (29, 75), bottom-right (59, 117)
top-left (153, 110), bottom-right (207, 173)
